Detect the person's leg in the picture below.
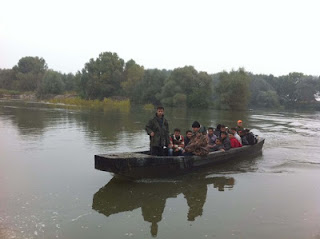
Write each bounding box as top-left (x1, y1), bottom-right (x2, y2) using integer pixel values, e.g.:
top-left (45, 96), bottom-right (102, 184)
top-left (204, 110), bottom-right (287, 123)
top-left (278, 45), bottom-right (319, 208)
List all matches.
top-left (151, 146), bottom-right (160, 156)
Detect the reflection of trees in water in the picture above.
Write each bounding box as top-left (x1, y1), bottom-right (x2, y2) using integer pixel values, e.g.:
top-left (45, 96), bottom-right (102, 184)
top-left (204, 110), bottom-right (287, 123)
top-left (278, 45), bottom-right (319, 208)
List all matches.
top-left (0, 102), bottom-right (66, 137)
top-left (92, 176), bottom-right (235, 237)
top-left (2, 101), bottom-right (252, 147)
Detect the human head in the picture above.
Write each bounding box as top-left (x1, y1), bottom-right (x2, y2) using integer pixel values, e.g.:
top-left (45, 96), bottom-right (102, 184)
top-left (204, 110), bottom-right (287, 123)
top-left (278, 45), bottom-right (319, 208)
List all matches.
top-left (220, 125), bottom-right (226, 132)
top-left (228, 132), bottom-right (234, 139)
top-left (208, 127), bottom-right (214, 136)
top-left (221, 131), bottom-right (228, 139)
top-left (237, 120), bottom-right (243, 126)
top-left (191, 121), bottom-right (200, 132)
top-left (174, 128), bottom-right (181, 137)
top-left (216, 138), bottom-right (222, 144)
top-left (156, 106), bottom-right (164, 117)
top-left (199, 126), bottom-right (207, 135)
top-left (231, 127), bottom-right (237, 134)
top-left (216, 124), bottom-right (221, 130)
top-left (186, 130), bottom-right (192, 139)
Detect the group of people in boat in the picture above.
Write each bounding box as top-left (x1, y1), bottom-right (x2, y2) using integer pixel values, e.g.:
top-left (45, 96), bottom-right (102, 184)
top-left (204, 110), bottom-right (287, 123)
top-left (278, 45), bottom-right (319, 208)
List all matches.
top-left (145, 106), bottom-right (258, 156)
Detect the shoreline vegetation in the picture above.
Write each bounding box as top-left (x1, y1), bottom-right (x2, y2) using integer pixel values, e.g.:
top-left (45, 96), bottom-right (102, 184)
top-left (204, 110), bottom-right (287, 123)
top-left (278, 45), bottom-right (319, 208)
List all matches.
top-left (1, 52), bottom-right (320, 110)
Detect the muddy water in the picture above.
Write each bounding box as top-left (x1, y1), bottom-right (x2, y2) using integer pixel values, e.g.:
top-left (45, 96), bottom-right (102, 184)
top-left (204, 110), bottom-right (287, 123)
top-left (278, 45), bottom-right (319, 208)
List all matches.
top-left (0, 100), bottom-right (320, 239)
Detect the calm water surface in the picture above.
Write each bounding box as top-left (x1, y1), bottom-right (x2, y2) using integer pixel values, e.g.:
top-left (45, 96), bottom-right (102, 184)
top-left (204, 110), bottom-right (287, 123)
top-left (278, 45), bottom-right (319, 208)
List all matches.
top-left (0, 100), bottom-right (320, 239)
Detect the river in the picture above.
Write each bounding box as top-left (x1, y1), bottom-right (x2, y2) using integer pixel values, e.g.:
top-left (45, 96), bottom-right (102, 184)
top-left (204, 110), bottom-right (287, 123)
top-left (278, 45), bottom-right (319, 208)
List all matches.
top-left (0, 100), bottom-right (320, 239)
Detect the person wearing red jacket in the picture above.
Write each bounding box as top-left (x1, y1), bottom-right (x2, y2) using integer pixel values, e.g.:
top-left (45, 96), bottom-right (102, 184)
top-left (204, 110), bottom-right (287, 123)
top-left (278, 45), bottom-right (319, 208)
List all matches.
top-left (228, 132), bottom-right (242, 148)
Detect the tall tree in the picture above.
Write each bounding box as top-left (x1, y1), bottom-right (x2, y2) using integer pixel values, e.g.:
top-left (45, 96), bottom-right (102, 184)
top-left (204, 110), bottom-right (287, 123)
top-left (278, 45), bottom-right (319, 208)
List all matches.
top-left (0, 69), bottom-right (16, 90)
top-left (215, 68), bottom-right (251, 110)
top-left (78, 52), bottom-right (124, 100)
top-left (159, 66), bottom-right (212, 107)
top-left (13, 56), bottom-right (48, 91)
top-left (121, 59), bottom-right (144, 98)
top-left (132, 69), bottom-right (169, 104)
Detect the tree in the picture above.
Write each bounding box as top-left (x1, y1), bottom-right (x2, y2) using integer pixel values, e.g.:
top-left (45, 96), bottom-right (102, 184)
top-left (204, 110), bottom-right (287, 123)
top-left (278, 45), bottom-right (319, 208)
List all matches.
top-left (62, 73), bottom-right (76, 92)
top-left (121, 59), bottom-right (144, 98)
top-left (132, 69), bottom-right (169, 104)
top-left (215, 68), bottom-right (251, 110)
top-left (276, 72), bottom-right (304, 104)
top-left (295, 76), bottom-right (317, 102)
top-left (0, 69), bottom-right (16, 90)
top-left (37, 70), bottom-right (65, 96)
top-left (158, 66), bottom-right (212, 108)
top-left (13, 56), bottom-right (48, 91)
top-left (78, 52), bottom-right (124, 100)
top-left (249, 74), bottom-right (279, 108)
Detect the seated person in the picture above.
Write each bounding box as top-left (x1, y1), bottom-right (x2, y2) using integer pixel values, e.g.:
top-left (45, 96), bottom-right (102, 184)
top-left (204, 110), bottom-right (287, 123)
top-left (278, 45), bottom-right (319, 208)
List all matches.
top-left (231, 127), bottom-right (242, 144)
top-left (211, 138), bottom-right (225, 152)
top-left (184, 121), bottom-right (209, 156)
top-left (168, 128), bottom-right (185, 156)
top-left (239, 129), bottom-right (249, 145)
top-left (184, 130), bottom-right (193, 146)
top-left (214, 124), bottom-right (222, 137)
top-left (220, 131), bottom-right (231, 151)
top-left (243, 129), bottom-right (258, 145)
top-left (220, 125), bottom-right (227, 134)
top-left (228, 132), bottom-right (242, 148)
top-left (206, 127), bottom-right (217, 151)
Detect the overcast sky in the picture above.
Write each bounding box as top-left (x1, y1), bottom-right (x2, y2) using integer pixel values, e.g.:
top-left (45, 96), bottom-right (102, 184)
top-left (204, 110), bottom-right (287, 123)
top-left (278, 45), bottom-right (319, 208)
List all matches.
top-left (1, 0), bottom-right (319, 76)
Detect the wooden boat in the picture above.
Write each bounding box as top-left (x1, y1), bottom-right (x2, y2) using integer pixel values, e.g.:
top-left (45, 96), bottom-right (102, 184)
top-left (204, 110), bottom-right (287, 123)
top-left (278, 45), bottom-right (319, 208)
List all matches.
top-left (94, 138), bottom-right (265, 178)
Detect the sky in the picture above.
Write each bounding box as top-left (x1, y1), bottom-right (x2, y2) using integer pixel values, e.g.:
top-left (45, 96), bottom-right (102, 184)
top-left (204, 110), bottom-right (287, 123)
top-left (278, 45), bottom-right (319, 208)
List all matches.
top-left (1, 0), bottom-right (320, 76)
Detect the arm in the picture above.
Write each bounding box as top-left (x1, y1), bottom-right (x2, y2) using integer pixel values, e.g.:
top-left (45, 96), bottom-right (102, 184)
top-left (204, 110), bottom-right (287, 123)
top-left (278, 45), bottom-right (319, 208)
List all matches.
top-left (145, 119), bottom-right (154, 136)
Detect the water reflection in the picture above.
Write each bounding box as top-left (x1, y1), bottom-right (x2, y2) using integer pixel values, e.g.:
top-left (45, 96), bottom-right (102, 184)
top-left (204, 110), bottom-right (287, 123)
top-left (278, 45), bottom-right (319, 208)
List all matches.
top-left (92, 176), bottom-right (235, 237)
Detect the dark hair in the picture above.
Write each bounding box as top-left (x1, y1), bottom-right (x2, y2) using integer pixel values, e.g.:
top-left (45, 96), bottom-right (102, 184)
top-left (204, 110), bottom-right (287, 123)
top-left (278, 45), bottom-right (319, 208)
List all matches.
top-left (174, 128), bottom-right (180, 132)
top-left (231, 127), bottom-right (237, 131)
top-left (216, 138), bottom-right (222, 142)
top-left (208, 127), bottom-right (214, 131)
top-left (221, 131), bottom-right (228, 136)
top-left (191, 121), bottom-right (200, 128)
top-left (216, 124), bottom-right (221, 130)
top-left (157, 106), bottom-right (164, 110)
top-left (186, 130), bottom-right (192, 134)
top-left (221, 125), bottom-right (226, 128)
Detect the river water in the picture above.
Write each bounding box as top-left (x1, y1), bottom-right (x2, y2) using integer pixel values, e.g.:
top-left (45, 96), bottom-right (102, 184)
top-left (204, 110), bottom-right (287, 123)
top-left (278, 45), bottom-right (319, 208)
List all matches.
top-left (0, 100), bottom-right (320, 239)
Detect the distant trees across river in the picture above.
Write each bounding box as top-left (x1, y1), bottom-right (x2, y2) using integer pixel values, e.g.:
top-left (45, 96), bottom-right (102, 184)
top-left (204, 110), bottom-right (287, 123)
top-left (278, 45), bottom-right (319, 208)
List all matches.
top-left (1, 52), bottom-right (320, 110)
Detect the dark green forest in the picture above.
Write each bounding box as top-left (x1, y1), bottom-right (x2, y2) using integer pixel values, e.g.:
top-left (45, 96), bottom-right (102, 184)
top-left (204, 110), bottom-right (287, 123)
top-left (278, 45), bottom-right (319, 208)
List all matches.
top-left (1, 52), bottom-right (320, 110)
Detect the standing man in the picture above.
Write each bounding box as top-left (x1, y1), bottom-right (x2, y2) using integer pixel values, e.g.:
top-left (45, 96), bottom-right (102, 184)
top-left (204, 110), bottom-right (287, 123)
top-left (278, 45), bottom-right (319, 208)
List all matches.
top-left (146, 106), bottom-right (170, 156)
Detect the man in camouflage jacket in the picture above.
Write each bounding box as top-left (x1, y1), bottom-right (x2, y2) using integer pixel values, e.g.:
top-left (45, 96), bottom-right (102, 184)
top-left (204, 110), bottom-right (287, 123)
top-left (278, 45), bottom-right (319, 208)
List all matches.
top-left (184, 121), bottom-right (209, 156)
top-left (145, 106), bottom-right (170, 156)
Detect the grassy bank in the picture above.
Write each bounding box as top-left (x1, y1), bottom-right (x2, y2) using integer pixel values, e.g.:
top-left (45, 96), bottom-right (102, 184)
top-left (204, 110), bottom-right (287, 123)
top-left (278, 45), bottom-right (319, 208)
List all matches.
top-left (48, 97), bottom-right (131, 111)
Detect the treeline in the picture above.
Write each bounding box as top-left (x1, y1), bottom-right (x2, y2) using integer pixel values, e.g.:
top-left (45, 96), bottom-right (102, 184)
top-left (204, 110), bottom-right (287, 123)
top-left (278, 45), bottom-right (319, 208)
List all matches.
top-left (1, 52), bottom-right (320, 109)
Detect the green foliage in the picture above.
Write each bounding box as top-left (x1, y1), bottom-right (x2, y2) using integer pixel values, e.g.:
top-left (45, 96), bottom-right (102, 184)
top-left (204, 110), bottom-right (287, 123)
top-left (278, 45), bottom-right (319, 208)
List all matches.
top-left (62, 73), bottom-right (76, 92)
top-left (295, 76), bottom-right (317, 102)
top-left (249, 74), bottom-right (279, 108)
top-left (38, 70), bottom-right (65, 96)
top-left (215, 68), bottom-right (251, 110)
top-left (159, 66), bottom-right (212, 108)
top-left (256, 90), bottom-right (280, 107)
top-left (12, 56), bottom-right (48, 92)
top-left (78, 52), bottom-right (125, 100)
top-left (132, 69), bottom-right (169, 104)
top-left (121, 59), bottom-right (144, 98)
top-left (2, 53), bottom-right (320, 110)
top-left (0, 69), bottom-right (16, 90)
top-left (14, 56), bottom-right (48, 74)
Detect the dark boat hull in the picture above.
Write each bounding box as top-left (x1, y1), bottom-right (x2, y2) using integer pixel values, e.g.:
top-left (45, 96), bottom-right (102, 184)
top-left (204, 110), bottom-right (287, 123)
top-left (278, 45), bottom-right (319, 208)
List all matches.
top-left (95, 138), bottom-right (265, 178)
